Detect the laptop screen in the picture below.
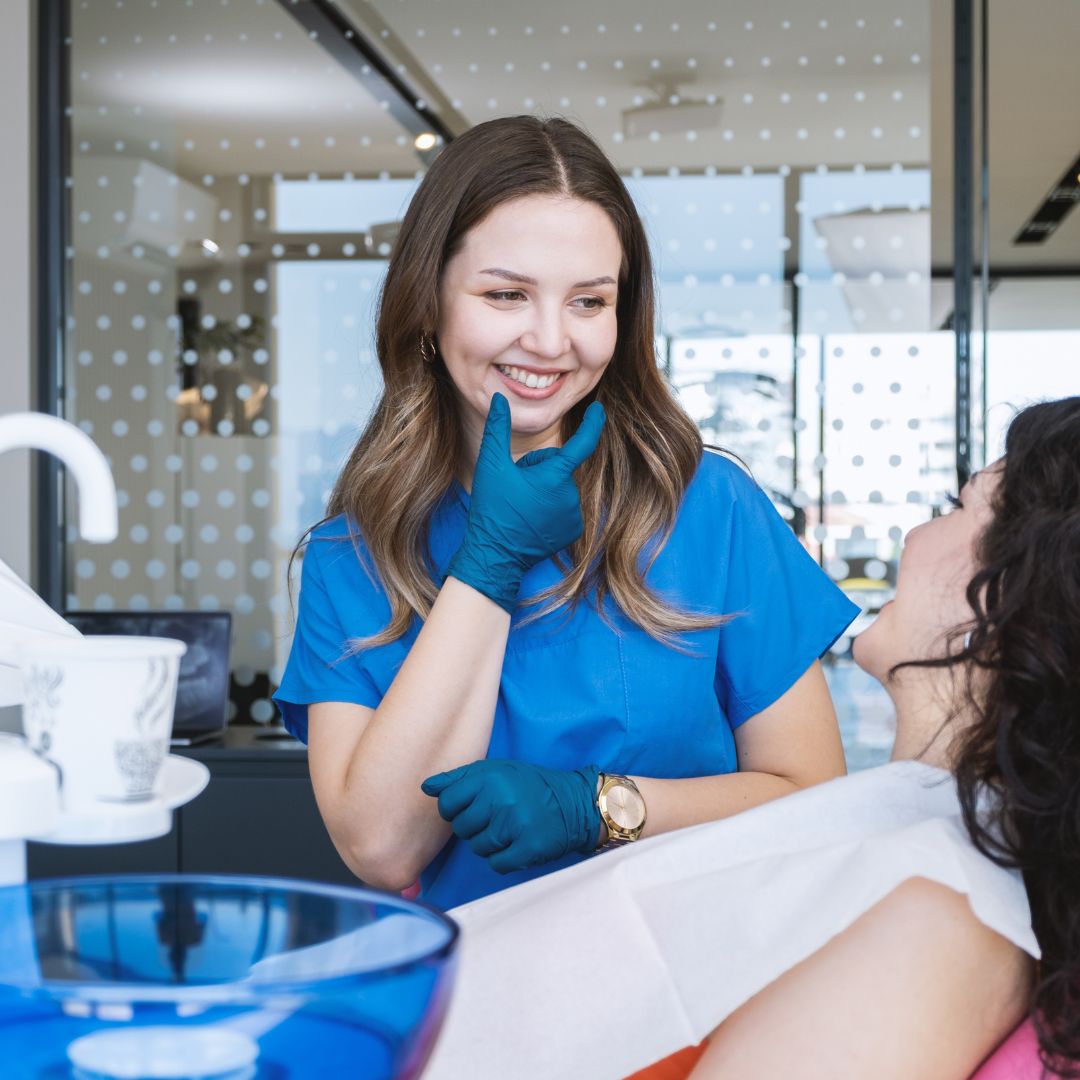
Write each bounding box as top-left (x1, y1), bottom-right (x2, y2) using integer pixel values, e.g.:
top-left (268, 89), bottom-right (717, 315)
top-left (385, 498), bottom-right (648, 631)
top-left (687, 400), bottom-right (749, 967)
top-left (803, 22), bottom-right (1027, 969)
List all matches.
top-left (64, 611), bottom-right (232, 736)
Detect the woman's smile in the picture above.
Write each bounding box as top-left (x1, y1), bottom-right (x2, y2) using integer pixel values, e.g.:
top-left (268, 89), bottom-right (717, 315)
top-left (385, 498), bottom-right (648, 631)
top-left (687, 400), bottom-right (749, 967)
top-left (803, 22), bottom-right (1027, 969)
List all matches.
top-left (494, 363), bottom-right (569, 398)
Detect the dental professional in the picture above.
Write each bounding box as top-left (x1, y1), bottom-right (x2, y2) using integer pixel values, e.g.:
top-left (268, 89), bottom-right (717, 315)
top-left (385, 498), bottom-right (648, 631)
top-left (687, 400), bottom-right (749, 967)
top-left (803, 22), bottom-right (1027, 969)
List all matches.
top-left (273, 115), bottom-right (859, 910)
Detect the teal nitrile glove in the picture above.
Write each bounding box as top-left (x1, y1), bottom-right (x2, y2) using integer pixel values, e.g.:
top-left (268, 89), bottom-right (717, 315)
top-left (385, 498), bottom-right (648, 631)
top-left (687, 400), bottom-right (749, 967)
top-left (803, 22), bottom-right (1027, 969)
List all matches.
top-left (421, 759), bottom-right (602, 874)
top-left (446, 392), bottom-right (606, 613)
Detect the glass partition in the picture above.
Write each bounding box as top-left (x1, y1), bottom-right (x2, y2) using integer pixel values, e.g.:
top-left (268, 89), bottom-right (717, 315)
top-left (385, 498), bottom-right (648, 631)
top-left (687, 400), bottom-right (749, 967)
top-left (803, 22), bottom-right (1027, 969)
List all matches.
top-left (60, 0), bottom-right (942, 763)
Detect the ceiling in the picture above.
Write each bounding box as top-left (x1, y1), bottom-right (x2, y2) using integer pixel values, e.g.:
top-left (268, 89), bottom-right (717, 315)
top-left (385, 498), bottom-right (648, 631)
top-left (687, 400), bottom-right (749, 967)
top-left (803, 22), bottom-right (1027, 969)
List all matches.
top-left (69, 0), bottom-right (1079, 272)
top-left (928, 0), bottom-right (1080, 270)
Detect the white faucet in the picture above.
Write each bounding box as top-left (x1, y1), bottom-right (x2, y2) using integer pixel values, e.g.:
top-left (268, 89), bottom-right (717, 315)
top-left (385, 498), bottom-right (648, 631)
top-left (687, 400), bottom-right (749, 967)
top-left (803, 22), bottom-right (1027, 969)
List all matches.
top-left (0, 411), bottom-right (118, 542)
top-left (0, 411), bottom-right (118, 708)
top-left (0, 411), bottom-right (123, 885)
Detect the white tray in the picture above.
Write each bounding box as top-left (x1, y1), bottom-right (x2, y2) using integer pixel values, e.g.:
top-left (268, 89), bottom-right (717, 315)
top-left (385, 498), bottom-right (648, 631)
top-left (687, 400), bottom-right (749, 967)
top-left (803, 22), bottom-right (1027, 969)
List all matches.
top-left (30, 755), bottom-right (210, 846)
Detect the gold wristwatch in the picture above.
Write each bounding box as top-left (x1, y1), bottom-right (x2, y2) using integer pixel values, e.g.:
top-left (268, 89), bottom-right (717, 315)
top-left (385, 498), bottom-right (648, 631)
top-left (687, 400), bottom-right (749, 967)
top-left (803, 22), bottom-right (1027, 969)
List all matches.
top-left (597, 773), bottom-right (647, 849)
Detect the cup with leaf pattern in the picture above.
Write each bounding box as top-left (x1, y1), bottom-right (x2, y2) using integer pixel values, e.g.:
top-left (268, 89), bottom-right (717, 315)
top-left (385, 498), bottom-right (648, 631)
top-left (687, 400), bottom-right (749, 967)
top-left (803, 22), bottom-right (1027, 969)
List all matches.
top-left (17, 635), bottom-right (187, 810)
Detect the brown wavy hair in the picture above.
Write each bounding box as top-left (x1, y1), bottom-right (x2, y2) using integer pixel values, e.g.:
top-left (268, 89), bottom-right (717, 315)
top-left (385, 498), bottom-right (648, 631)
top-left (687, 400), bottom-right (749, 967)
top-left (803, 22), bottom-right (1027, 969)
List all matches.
top-left (310, 115), bottom-right (729, 647)
top-left (897, 396), bottom-right (1080, 1076)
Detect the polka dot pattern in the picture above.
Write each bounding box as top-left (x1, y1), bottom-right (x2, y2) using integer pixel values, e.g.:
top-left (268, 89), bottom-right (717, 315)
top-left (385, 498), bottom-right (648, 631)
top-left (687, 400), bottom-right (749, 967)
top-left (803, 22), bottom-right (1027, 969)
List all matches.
top-left (63, 2), bottom-right (945, 744)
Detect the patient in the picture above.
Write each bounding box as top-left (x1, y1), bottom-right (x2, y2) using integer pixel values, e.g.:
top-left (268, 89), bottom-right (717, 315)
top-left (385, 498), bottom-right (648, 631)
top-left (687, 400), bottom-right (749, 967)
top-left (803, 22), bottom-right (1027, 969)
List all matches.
top-left (422, 396), bottom-right (1080, 1080)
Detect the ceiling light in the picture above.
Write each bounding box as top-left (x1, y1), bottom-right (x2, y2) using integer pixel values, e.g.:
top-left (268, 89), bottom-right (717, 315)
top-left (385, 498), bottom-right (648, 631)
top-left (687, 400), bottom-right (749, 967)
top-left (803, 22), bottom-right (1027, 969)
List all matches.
top-left (414, 132), bottom-right (437, 151)
top-left (201, 239), bottom-right (219, 254)
top-left (1014, 151), bottom-right (1080, 245)
top-left (621, 84), bottom-right (723, 139)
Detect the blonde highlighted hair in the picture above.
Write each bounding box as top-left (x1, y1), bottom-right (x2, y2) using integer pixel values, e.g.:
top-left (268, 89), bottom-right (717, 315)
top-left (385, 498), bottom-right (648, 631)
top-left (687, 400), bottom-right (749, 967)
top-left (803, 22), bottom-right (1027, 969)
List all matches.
top-left (304, 116), bottom-right (730, 647)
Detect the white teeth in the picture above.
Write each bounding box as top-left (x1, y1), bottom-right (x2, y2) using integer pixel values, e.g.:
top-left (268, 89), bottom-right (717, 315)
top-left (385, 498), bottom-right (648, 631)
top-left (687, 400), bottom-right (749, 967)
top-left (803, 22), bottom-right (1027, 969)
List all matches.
top-left (497, 365), bottom-right (559, 389)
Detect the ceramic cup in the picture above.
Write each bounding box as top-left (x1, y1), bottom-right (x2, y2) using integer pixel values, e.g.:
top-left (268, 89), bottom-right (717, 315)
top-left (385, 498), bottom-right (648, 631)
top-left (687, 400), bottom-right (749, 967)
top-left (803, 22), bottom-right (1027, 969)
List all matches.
top-left (16, 635), bottom-right (187, 810)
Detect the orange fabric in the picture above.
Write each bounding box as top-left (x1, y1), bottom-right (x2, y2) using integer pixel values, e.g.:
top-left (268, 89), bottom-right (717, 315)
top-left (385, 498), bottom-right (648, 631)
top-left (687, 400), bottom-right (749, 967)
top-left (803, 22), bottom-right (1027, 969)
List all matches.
top-left (624, 1043), bottom-right (708, 1080)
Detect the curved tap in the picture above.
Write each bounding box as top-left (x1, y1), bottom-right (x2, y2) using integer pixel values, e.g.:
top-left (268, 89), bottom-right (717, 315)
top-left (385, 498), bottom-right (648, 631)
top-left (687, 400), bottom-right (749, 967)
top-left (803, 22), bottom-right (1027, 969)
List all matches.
top-left (0, 412), bottom-right (118, 542)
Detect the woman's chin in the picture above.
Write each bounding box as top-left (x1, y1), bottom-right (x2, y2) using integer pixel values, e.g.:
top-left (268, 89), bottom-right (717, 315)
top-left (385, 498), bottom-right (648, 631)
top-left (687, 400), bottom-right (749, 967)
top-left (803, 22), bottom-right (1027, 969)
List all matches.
top-left (851, 625), bottom-right (885, 681)
top-left (504, 403), bottom-right (566, 437)
top-left (851, 601), bottom-right (901, 679)
top-left (850, 632), bottom-right (868, 672)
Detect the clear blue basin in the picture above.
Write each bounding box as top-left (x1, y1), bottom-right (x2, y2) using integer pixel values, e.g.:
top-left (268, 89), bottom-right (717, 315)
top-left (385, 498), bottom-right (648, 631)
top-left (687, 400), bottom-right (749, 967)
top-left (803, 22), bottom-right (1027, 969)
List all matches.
top-left (0, 874), bottom-right (458, 1079)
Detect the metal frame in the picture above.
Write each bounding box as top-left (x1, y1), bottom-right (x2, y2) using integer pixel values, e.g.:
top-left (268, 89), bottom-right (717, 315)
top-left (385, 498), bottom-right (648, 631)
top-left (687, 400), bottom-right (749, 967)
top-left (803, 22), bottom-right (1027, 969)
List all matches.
top-left (953, 0), bottom-right (974, 489)
top-left (274, 0), bottom-right (455, 159)
top-left (979, 0), bottom-right (990, 466)
top-left (35, 0), bottom-right (69, 611)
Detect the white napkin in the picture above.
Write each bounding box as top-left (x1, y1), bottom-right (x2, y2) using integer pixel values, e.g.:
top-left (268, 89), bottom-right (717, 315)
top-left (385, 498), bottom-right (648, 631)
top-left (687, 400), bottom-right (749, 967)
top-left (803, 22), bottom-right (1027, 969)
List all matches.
top-left (422, 761), bottom-right (1038, 1080)
top-left (0, 555), bottom-right (81, 707)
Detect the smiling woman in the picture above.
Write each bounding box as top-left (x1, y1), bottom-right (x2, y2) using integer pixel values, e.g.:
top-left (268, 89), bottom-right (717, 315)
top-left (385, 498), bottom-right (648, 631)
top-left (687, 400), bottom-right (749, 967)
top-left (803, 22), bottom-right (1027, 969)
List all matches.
top-left (273, 115), bottom-right (858, 913)
top-left (436, 195), bottom-right (622, 466)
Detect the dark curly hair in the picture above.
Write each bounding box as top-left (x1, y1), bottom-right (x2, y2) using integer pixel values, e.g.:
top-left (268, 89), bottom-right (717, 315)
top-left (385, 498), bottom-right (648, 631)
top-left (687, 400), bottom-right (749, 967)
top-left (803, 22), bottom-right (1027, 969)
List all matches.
top-left (900, 396), bottom-right (1080, 1076)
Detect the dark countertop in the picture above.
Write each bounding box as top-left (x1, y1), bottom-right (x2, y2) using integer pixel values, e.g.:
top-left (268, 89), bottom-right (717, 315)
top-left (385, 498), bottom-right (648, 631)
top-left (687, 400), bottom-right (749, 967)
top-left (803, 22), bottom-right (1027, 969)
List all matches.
top-left (172, 725), bottom-right (308, 763)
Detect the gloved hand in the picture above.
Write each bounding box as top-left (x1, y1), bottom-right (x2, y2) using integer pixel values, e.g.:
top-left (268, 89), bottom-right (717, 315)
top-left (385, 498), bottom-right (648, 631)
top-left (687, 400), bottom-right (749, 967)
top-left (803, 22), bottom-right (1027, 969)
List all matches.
top-left (446, 392), bottom-right (606, 613)
top-left (421, 759), bottom-right (602, 874)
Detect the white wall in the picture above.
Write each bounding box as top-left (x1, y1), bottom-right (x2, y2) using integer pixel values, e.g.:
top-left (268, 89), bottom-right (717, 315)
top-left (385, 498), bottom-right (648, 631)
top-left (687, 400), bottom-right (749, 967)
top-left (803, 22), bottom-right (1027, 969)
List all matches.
top-left (0, 0), bottom-right (32, 733)
top-left (0, 0), bottom-right (32, 581)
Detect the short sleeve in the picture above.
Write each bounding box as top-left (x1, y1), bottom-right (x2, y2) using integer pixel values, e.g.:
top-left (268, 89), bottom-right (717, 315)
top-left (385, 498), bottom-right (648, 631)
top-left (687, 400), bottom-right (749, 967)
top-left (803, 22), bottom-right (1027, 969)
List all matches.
top-left (272, 528), bottom-right (386, 744)
top-left (711, 460), bottom-right (859, 727)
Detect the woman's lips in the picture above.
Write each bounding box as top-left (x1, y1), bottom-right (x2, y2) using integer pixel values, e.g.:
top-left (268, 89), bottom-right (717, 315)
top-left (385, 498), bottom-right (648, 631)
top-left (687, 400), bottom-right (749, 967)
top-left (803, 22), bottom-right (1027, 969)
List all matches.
top-left (495, 366), bottom-right (568, 400)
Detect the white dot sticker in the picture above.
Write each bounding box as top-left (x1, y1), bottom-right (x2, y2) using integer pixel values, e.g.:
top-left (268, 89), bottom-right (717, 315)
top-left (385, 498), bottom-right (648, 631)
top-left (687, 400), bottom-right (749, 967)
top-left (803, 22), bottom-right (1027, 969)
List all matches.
top-left (250, 699), bottom-right (275, 724)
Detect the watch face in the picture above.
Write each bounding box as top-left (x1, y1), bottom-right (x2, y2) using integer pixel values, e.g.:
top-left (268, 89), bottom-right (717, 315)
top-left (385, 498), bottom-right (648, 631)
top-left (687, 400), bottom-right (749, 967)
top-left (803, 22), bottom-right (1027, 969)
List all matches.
top-left (605, 782), bottom-right (645, 830)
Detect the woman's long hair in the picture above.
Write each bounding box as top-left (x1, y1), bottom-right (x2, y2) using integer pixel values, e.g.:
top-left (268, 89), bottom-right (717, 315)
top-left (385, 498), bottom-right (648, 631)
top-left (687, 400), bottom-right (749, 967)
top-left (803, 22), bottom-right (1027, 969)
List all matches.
top-left (315, 115), bottom-right (729, 646)
top-left (902, 397), bottom-right (1080, 1075)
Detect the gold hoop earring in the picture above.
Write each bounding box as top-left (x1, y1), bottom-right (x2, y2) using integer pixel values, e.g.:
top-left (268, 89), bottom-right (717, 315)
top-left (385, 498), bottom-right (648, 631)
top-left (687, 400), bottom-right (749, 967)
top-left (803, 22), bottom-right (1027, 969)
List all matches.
top-left (419, 334), bottom-right (436, 364)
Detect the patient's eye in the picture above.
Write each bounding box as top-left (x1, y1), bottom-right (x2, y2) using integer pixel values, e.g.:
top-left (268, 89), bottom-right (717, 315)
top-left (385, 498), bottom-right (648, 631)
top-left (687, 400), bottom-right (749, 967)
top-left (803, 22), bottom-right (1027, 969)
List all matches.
top-left (944, 493), bottom-right (964, 511)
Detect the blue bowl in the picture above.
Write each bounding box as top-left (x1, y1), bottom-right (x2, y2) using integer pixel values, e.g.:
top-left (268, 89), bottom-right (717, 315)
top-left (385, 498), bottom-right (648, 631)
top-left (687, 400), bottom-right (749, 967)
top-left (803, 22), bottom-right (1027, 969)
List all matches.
top-left (0, 874), bottom-right (458, 1079)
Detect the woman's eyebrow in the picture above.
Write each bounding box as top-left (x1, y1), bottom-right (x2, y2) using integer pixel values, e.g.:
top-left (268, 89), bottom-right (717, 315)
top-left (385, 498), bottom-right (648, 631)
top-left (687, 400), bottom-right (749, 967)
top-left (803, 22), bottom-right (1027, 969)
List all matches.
top-left (479, 267), bottom-right (617, 289)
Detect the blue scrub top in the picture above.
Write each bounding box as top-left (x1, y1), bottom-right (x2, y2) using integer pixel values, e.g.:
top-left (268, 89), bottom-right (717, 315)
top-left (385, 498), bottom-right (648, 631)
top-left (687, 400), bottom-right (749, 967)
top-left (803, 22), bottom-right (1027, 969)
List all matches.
top-left (274, 450), bottom-right (858, 910)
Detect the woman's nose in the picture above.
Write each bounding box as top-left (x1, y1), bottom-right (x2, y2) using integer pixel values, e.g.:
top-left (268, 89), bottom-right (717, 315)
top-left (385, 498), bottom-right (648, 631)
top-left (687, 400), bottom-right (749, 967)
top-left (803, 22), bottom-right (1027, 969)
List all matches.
top-left (519, 308), bottom-right (570, 361)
